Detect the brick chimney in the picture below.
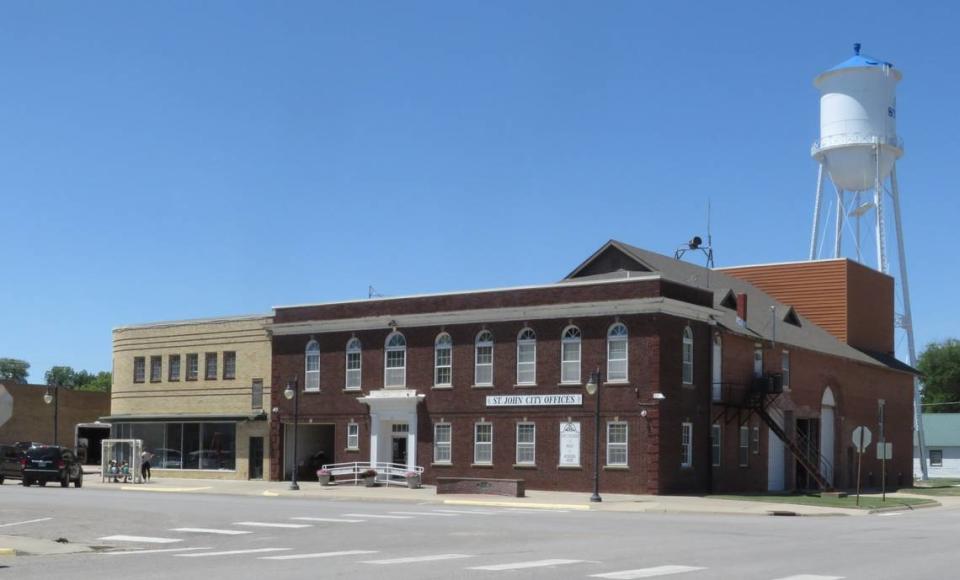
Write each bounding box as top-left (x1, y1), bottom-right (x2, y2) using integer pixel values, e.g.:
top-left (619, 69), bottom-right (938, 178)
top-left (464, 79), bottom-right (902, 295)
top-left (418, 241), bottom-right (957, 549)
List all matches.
top-left (736, 293), bottom-right (748, 327)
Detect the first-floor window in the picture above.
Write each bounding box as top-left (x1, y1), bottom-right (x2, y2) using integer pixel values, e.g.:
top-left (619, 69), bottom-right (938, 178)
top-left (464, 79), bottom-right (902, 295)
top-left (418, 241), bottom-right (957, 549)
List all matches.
top-left (681, 422), bottom-right (693, 468)
top-left (112, 422), bottom-right (237, 471)
top-left (606, 422), bottom-right (628, 466)
top-left (346, 423), bottom-right (359, 450)
top-left (711, 424), bottom-right (721, 466)
top-left (474, 423), bottom-right (493, 464)
top-left (739, 426), bottom-right (750, 467)
top-left (751, 426), bottom-right (760, 454)
top-left (930, 449), bottom-right (943, 467)
top-left (434, 423), bottom-right (452, 464)
top-left (516, 423), bottom-right (536, 465)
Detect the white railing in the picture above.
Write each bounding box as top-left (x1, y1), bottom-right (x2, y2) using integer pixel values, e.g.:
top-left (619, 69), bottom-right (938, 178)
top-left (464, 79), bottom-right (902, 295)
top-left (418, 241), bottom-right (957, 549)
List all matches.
top-left (321, 461), bottom-right (423, 487)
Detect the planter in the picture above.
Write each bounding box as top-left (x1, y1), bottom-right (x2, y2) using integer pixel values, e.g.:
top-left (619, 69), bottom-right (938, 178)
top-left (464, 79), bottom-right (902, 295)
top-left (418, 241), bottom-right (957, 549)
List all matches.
top-left (406, 475), bottom-right (421, 489)
top-left (317, 474), bottom-right (331, 486)
top-left (363, 476), bottom-right (377, 487)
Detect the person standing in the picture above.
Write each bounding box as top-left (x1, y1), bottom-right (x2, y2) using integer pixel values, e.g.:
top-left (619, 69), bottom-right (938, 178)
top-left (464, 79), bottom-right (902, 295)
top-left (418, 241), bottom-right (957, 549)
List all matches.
top-left (140, 450), bottom-right (153, 482)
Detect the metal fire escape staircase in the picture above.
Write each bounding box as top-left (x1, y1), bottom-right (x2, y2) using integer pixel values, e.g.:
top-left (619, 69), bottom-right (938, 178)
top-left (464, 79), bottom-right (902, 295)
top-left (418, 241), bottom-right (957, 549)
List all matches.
top-left (713, 375), bottom-right (834, 492)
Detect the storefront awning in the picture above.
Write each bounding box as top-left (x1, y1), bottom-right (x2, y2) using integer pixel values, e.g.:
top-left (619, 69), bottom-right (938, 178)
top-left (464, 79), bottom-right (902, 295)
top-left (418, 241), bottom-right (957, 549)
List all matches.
top-left (98, 412), bottom-right (268, 423)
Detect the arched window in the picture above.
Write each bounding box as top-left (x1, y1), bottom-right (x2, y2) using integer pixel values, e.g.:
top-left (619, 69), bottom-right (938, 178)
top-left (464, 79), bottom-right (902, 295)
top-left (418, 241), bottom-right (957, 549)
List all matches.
top-left (345, 337), bottom-right (362, 390)
top-left (434, 333), bottom-right (453, 387)
top-left (384, 332), bottom-right (406, 388)
top-left (516, 328), bottom-right (537, 385)
top-left (475, 330), bottom-right (494, 386)
top-left (607, 323), bottom-right (628, 382)
top-left (682, 327), bottom-right (694, 385)
top-left (561, 326), bottom-right (582, 384)
top-left (305, 339), bottom-right (320, 392)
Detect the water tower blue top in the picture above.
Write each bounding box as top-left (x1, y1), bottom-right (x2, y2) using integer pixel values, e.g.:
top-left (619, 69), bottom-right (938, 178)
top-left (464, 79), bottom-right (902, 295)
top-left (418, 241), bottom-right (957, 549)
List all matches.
top-left (826, 43), bottom-right (895, 73)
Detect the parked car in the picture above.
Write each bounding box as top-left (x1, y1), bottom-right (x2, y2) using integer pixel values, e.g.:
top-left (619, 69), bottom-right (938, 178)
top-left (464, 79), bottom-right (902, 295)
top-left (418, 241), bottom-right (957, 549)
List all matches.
top-left (0, 444), bottom-right (25, 484)
top-left (21, 446), bottom-right (83, 488)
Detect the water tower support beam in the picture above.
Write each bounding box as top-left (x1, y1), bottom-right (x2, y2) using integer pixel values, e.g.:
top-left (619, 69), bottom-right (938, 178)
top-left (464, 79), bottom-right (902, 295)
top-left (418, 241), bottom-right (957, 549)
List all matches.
top-left (834, 187), bottom-right (844, 258)
top-left (890, 165), bottom-right (927, 480)
top-left (809, 164), bottom-right (826, 260)
top-left (875, 143), bottom-right (889, 273)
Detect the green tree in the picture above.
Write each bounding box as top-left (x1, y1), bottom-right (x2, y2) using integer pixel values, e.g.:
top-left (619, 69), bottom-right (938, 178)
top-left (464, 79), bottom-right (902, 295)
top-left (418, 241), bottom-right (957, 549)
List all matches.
top-left (75, 371), bottom-right (111, 392)
top-left (44, 366), bottom-right (77, 388)
top-left (918, 339), bottom-right (960, 413)
top-left (0, 358), bottom-right (30, 383)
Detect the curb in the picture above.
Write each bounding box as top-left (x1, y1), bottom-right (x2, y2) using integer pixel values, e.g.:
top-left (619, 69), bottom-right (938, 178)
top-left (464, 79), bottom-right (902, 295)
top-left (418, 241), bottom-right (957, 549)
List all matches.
top-left (867, 500), bottom-right (941, 514)
top-left (0, 548), bottom-right (16, 556)
top-left (443, 499), bottom-right (590, 511)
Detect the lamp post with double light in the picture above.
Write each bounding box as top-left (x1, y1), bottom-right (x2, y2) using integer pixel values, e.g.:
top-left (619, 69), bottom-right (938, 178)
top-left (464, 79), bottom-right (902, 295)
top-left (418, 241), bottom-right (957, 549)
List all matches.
top-left (585, 368), bottom-right (602, 503)
top-left (42, 387), bottom-right (59, 445)
top-left (283, 377), bottom-right (300, 491)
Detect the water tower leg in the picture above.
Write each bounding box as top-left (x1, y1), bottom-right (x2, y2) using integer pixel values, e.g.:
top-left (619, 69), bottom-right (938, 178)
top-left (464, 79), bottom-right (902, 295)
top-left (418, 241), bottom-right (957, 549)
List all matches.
top-left (891, 165), bottom-right (928, 480)
top-left (809, 164), bottom-right (826, 260)
top-left (875, 144), bottom-right (889, 273)
top-left (834, 187), bottom-right (844, 258)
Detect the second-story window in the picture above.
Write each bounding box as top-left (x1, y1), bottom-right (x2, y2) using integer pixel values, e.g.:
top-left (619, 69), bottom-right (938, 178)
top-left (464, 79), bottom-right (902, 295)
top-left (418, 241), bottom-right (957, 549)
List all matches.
top-left (186, 353), bottom-right (199, 381)
top-left (169, 354), bottom-right (181, 382)
top-left (384, 332), bottom-right (406, 388)
top-left (753, 347), bottom-right (763, 378)
top-left (150, 356), bottom-right (162, 382)
top-left (345, 338), bottom-right (362, 390)
top-left (607, 323), bottom-right (628, 382)
top-left (133, 357), bottom-right (145, 383)
top-left (516, 328), bottom-right (536, 385)
top-left (561, 326), bottom-right (582, 384)
top-left (251, 379), bottom-right (263, 410)
top-left (223, 351), bottom-right (236, 380)
top-left (205, 352), bottom-right (218, 380)
top-left (305, 339), bottom-right (320, 392)
top-left (434, 333), bottom-right (452, 387)
top-left (682, 327), bottom-right (694, 384)
top-left (781, 351), bottom-right (790, 389)
top-left (474, 330), bottom-right (494, 386)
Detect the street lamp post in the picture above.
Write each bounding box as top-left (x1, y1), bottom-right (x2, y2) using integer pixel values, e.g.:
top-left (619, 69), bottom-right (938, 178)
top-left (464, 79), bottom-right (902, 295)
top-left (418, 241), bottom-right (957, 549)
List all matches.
top-left (43, 386), bottom-right (59, 445)
top-left (283, 377), bottom-right (300, 491)
top-left (585, 368), bottom-right (602, 503)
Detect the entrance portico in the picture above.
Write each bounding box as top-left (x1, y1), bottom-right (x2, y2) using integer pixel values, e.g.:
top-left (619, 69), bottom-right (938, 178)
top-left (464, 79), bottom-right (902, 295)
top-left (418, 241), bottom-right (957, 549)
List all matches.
top-left (358, 389), bottom-right (424, 470)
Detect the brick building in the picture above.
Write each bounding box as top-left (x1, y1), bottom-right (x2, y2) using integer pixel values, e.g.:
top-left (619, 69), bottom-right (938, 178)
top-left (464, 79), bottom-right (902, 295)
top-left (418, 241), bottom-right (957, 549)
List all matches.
top-left (267, 241), bottom-right (915, 493)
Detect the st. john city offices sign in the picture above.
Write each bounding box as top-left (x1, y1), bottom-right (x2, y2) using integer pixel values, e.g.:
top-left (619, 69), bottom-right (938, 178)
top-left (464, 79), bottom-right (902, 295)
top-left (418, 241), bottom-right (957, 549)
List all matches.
top-left (485, 394), bottom-right (583, 407)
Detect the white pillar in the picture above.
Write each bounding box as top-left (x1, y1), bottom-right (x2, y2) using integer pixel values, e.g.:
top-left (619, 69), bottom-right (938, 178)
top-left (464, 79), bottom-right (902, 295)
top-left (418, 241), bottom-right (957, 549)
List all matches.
top-left (407, 419), bottom-right (418, 470)
top-left (369, 414), bottom-right (380, 465)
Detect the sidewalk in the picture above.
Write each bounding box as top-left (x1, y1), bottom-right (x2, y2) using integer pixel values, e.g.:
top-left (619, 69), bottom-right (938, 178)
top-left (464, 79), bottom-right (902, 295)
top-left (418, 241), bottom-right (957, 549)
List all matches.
top-left (81, 474), bottom-right (945, 517)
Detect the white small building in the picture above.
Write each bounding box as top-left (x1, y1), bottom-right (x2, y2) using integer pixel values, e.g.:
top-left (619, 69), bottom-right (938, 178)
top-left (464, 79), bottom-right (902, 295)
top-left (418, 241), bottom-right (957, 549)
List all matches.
top-left (914, 414), bottom-right (960, 478)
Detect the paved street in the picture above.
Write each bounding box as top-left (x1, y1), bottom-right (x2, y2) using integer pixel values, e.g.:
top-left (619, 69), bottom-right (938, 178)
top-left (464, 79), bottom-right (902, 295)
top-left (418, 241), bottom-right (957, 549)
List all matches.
top-left (1, 482), bottom-right (958, 579)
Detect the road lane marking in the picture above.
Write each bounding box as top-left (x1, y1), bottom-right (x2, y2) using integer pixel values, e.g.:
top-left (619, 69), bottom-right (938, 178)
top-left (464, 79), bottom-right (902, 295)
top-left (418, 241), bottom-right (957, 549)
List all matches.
top-left (176, 548), bottom-right (290, 558)
top-left (0, 517), bottom-right (53, 528)
top-left (388, 511), bottom-right (458, 517)
top-left (468, 559), bottom-right (585, 571)
top-left (291, 517), bottom-right (365, 523)
top-left (104, 547), bottom-right (212, 556)
top-left (342, 513), bottom-right (413, 519)
top-left (591, 565), bottom-right (707, 579)
top-left (171, 528), bottom-right (253, 535)
top-left (432, 509), bottom-right (498, 515)
top-left (99, 535), bottom-right (182, 544)
top-left (444, 499), bottom-right (589, 511)
top-left (503, 508), bottom-right (571, 513)
top-left (234, 522), bottom-right (312, 528)
top-left (770, 576), bottom-right (844, 580)
top-left (363, 554), bottom-right (474, 565)
top-left (261, 550), bottom-right (379, 560)
top-left (119, 486), bottom-right (211, 493)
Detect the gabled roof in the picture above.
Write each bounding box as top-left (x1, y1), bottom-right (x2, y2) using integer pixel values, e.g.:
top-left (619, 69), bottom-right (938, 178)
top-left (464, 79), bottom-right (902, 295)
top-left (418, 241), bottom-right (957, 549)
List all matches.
top-left (916, 414), bottom-right (960, 447)
top-left (565, 240), bottom-right (914, 373)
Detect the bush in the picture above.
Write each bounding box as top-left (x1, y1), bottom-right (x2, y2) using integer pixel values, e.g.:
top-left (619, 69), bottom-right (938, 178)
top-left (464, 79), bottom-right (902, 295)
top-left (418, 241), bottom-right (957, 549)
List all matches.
top-left (361, 469), bottom-right (377, 478)
top-left (317, 469), bottom-right (331, 476)
top-left (405, 471), bottom-right (419, 478)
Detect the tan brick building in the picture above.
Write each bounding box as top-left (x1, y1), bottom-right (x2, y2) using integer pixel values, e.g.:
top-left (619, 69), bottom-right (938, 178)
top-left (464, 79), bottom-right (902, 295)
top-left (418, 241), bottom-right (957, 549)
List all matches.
top-left (108, 315), bottom-right (272, 480)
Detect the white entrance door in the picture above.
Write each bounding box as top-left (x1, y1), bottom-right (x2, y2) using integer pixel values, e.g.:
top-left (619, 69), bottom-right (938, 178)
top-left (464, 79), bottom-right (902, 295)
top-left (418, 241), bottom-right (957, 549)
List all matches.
top-left (820, 388), bottom-right (836, 486)
top-left (767, 414), bottom-right (786, 491)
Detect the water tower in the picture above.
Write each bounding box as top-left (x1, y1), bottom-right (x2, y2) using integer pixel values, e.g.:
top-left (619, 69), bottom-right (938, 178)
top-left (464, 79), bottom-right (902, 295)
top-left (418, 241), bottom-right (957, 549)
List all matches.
top-left (807, 43), bottom-right (927, 478)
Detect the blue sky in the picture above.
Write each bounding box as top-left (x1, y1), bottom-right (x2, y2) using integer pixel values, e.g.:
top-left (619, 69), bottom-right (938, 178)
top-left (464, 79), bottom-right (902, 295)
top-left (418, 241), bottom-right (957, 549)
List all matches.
top-left (1, 1), bottom-right (957, 381)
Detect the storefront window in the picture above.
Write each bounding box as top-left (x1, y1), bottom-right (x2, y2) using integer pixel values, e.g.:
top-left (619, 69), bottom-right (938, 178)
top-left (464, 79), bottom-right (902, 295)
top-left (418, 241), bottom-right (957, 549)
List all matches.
top-left (111, 421), bottom-right (237, 471)
top-left (201, 423), bottom-right (236, 470)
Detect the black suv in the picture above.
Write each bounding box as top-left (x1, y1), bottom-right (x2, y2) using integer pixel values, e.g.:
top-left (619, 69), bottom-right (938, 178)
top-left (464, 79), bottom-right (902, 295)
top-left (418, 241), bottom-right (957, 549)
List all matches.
top-left (0, 444), bottom-right (25, 484)
top-left (22, 446), bottom-right (83, 488)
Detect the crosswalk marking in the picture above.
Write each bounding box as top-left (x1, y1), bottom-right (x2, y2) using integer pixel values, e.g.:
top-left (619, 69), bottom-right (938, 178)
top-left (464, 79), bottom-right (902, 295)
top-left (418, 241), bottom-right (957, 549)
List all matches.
top-left (363, 554), bottom-right (474, 565)
top-left (104, 547), bottom-right (212, 556)
top-left (770, 576), bottom-right (844, 580)
top-left (468, 559), bottom-right (585, 571)
top-left (290, 517), bottom-right (365, 523)
top-left (342, 513), bottom-right (413, 520)
top-left (260, 550), bottom-right (379, 561)
top-left (591, 565), bottom-right (707, 579)
top-left (171, 528), bottom-right (252, 535)
top-left (234, 522), bottom-right (313, 528)
top-left (176, 548), bottom-right (291, 558)
top-left (388, 511), bottom-right (458, 517)
top-left (99, 535), bottom-right (182, 544)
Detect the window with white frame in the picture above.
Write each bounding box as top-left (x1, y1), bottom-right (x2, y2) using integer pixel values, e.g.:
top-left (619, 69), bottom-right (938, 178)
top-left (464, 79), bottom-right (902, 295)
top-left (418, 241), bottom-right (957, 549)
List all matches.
top-left (434, 423), bottom-right (452, 464)
top-left (681, 422), bottom-right (693, 467)
top-left (711, 424), bottom-right (721, 466)
top-left (781, 351), bottom-right (790, 389)
top-left (345, 338), bottom-right (362, 390)
top-left (753, 347), bottom-right (763, 378)
top-left (682, 327), bottom-right (694, 384)
top-left (516, 423), bottom-right (536, 465)
top-left (346, 423), bottom-right (359, 450)
top-left (739, 426), bottom-right (750, 467)
top-left (561, 326), bottom-right (582, 384)
top-left (930, 449), bottom-right (943, 467)
top-left (607, 422), bottom-right (628, 466)
top-left (751, 425), bottom-right (760, 454)
top-left (474, 422), bottom-right (493, 464)
top-left (516, 328), bottom-right (536, 385)
top-left (607, 323), bottom-right (628, 382)
top-left (305, 339), bottom-right (320, 392)
top-left (475, 331), bottom-right (494, 386)
top-left (384, 332), bottom-right (406, 388)
top-left (434, 333), bottom-right (452, 387)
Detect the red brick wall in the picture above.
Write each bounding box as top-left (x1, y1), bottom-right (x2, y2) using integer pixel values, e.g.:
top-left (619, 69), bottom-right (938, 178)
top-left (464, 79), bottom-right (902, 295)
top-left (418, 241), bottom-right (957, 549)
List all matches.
top-left (0, 382), bottom-right (110, 447)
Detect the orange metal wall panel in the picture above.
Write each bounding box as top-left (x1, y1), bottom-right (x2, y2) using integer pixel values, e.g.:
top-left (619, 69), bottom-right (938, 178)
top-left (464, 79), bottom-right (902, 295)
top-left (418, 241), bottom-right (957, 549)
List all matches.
top-left (845, 261), bottom-right (895, 354)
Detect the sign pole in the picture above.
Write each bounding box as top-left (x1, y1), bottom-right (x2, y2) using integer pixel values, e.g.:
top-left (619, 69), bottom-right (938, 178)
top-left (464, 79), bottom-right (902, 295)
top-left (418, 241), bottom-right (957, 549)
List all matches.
top-left (879, 400), bottom-right (886, 502)
top-left (856, 428), bottom-right (864, 507)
